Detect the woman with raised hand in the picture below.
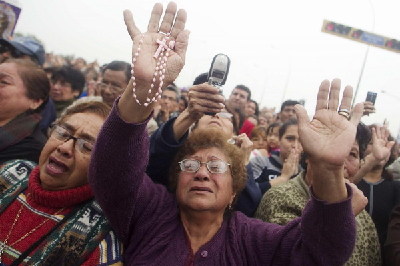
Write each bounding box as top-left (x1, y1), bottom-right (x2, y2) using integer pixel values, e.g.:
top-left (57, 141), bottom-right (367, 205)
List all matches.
top-left (89, 2), bottom-right (363, 265)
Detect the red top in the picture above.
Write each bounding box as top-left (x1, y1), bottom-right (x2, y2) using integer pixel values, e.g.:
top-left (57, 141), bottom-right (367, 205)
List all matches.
top-left (0, 167), bottom-right (99, 265)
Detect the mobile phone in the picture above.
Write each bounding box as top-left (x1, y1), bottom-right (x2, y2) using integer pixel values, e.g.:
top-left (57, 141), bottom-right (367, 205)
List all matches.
top-left (366, 91), bottom-right (377, 105)
top-left (207, 53), bottom-right (230, 87)
top-left (205, 53), bottom-right (230, 115)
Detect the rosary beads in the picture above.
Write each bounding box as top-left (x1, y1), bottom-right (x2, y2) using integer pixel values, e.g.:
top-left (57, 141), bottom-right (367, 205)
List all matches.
top-left (131, 33), bottom-right (175, 106)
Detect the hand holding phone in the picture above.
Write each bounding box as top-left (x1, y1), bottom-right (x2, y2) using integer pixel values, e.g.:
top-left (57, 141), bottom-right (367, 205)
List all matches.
top-left (205, 54), bottom-right (230, 115)
top-left (366, 91), bottom-right (377, 105)
top-left (208, 54), bottom-right (230, 87)
top-left (363, 91), bottom-right (377, 116)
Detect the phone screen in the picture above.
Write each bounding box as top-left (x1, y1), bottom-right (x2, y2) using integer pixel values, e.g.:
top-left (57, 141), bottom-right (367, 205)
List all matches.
top-left (366, 91), bottom-right (377, 105)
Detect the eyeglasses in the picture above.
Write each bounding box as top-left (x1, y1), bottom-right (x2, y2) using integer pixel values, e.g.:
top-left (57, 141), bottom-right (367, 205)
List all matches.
top-left (179, 159), bottom-right (231, 174)
top-left (50, 125), bottom-right (95, 155)
top-left (216, 112), bottom-right (233, 120)
top-left (97, 82), bottom-right (124, 94)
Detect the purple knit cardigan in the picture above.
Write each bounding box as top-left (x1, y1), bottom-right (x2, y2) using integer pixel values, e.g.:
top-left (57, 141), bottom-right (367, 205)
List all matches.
top-left (89, 104), bottom-right (356, 266)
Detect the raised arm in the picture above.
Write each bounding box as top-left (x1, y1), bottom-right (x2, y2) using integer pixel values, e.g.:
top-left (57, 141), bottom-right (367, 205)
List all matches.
top-left (89, 2), bottom-right (189, 244)
top-left (118, 2), bottom-right (189, 124)
top-left (243, 79), bottom-right (361, 265)
top-left (295, 79), bottom-right (363, 203)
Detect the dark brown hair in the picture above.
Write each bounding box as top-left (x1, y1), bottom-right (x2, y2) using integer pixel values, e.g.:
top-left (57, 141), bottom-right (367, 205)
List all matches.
top-left (169, 128), bottom-right (247, 198)
top-left (7, 58), bottom-right (50, 112)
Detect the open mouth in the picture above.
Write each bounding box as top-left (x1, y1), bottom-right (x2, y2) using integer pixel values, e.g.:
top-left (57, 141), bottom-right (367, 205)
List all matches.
top-left (46, 157), bottom-right (69, 175)
top-left (190, 186), bottom-right (213, 193)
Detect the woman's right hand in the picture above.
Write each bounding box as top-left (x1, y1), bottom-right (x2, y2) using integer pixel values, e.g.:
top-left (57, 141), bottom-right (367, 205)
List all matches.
top-left (119, 2), bottom-right (189, 123)
top-left (370, 126), bottom-right (395, 165)
top-left (280, 148), bottom-right (300, 179)
top-left (124, 2), bottom-right (188, 89)
top-left (270, 148), bottom-right (300, 187)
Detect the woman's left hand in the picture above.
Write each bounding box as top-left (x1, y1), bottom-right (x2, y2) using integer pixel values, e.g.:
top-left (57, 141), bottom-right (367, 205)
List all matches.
top-left (295, 79), bottom-right (364, 202)
top-left (295, 79), bottom-right (363, 168)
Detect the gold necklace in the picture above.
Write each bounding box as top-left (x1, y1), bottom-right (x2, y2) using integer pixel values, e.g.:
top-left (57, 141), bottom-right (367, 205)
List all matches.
top-left (0, 194), bottom-right (64, 262)
top-left (0, 202), bottom-right (24, 262)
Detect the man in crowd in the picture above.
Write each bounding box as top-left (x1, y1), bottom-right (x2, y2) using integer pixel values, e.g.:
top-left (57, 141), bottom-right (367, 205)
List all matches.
top-left (278, 99), bottom-right (300, 123)
top-left (96, 60), bottom-right (158, 135)
top-left (154, 84), bottom-right (180, 126)
top-left (226, 84), bottom-right (252, 129)
top-left (98, 60), bottom-right (131, 107)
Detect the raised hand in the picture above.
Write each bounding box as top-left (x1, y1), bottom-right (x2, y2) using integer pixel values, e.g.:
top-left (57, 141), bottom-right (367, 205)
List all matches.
top-left (295, 79), bottom-right (364, 203)
top-left (119, 2), bottom-right (189, 123)
top-left (124, 2), bottom-right (188, 88)
top-left (281, 148), bottom-right (300, 179)
top-left (231, 133), bottom-right (254, 163)
top-left (186, 84), bottom-right (225, 121)
top-left (371, 126), bottom-right (395, 164)
top-left (295, 79), bottom-right (364, 168)
top-left (270, 148), bottom-right (300, 187)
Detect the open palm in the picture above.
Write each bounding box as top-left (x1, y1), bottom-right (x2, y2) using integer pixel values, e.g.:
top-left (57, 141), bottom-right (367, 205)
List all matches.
top-left (295, 79), bottom-right (364, 167)
top-left (371, 126), bottom-right (395, 163)
top-left (123, 2), bottom-right (189, 100)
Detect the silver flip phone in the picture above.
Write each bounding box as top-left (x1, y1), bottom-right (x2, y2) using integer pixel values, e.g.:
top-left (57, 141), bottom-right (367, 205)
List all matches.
top-left (207, 53), bottom-right (230, 87)
top-left (205, 54), bottom-right (230, 115)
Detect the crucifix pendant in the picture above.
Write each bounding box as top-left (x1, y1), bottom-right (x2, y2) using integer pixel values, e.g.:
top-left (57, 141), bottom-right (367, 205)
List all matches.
top-left (154, 38), bottom-right (169, 58)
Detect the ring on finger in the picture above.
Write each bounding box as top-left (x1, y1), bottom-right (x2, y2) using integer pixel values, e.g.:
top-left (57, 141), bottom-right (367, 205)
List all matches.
top-left (338, 109), bottom-right (350, 120)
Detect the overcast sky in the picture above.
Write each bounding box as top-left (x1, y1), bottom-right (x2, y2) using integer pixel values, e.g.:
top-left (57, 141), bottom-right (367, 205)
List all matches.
top-left (12, 0), bottom-right (400, 136)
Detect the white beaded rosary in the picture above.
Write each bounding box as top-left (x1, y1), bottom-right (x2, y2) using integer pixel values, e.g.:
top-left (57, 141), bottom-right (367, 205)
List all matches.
top-left (131, 33), bottom-right (175, 106)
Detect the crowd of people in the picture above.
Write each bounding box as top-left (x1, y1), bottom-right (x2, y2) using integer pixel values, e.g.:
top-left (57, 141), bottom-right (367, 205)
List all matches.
top-left (0, 1), bottom-right (400, 265)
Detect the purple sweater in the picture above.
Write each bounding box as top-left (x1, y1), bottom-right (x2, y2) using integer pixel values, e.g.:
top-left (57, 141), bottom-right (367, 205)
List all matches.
top-left (89, 104), bottom-right (356, 265)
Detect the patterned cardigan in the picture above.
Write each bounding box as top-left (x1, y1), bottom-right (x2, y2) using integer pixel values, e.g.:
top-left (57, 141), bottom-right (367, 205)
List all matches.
top-left (0, 160), bottom-right (123, 265)
top-left (255, 172), bottom-right (381, 266)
